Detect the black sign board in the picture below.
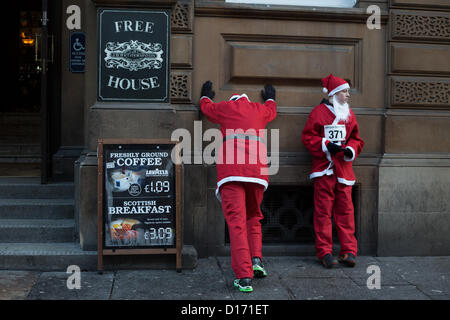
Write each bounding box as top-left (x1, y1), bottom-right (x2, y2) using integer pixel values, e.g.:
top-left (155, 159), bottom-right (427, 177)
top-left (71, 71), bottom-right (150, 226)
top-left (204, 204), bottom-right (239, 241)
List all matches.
top-left (97, 139), bottom-right (182, 273)
top-left (70, 32), bottom-right (85, 72)
top-left (97, 9), bottom-right (170, 102)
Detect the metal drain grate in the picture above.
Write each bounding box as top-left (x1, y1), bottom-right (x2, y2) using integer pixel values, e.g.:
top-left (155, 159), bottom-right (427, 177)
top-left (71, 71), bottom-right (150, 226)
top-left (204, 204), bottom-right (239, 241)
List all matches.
top-left (225, 185), bottom-right (358, 244)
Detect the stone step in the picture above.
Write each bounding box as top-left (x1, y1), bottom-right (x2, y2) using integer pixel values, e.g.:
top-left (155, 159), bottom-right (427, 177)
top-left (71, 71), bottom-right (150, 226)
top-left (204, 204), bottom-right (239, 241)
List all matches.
top-left (0, 135), bottom-right (40, 144)
top-left (0, 114), bottom-right (40, 129)
top-left (0, 199), bottom-right (74, 219)
top-left (0, 156), bottom-right (41, 164)
top-left (0, 242), bottom-right (97, 271)
top-left (0, 178), bottom-right (73, 199)
top-left (0, 113), bottom-right (40, 124)
top-left (0, 243), bottom-right (197, 271)
top-left (0, 144), bottom-right (40, 156)
top-left (0, 163), bottom-right (41, 177)
top-left (0, 125), bottom-right (40, 139)
top-left (0, 219), bottom-right (75, 243)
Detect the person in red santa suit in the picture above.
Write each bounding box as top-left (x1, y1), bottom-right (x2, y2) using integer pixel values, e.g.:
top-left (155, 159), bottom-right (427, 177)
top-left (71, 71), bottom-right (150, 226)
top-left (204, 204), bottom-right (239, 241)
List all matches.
top-left (301, 74), bottom-right (364, 268)
top-left (199, 80), bottom-right (277, 292)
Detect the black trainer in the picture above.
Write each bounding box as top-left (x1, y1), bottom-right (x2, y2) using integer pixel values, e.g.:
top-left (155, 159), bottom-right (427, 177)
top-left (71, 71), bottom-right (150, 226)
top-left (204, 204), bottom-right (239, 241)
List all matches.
top-left (233, 278), bottom-right (253, 293)
top-left (252, 257), bottom-right (268, 278)
top-left (321, 253), bottom-right (338, 269)
top-left (339, 253), bottom-right (356, 267)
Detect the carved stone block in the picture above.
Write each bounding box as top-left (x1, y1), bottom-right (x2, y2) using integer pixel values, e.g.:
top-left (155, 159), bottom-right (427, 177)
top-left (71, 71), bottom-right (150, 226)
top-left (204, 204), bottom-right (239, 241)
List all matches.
top-left (391, 77), bottom-right (450, 107)
top-left (391, 10), bottom-right (450, 41)
top-left (171, 1), bottom-right (193, 32)
top-left (170, 71), bottom-right (192, 103)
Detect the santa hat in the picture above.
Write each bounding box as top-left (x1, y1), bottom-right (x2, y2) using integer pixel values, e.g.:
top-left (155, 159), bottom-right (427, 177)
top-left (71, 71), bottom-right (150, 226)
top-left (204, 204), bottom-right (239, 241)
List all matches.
top-left (229, 93), bottom-right (250, 101)
top-left (321, 74), bottom-right (350, 97)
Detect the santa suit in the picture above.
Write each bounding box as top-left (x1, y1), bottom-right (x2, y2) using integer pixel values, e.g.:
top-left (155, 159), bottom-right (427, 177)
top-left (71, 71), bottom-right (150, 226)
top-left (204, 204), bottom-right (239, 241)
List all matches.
top-left (301, 99), bottom-right (364, 259)
top-left (200, 94), bottom-right (277, 279)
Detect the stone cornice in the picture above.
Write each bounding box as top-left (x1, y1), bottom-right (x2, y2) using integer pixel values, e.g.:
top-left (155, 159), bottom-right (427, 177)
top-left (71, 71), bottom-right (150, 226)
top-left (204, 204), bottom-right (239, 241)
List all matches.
top-left (195, 0), bottom-right (389, 23)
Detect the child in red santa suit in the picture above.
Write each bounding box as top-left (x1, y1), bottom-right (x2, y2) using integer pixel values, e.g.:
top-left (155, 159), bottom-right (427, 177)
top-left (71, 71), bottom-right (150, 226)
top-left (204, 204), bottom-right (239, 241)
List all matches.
top-left (199, 81), bottom-right (277, 292)
top-left (302, 74), bottom-right (365, 268)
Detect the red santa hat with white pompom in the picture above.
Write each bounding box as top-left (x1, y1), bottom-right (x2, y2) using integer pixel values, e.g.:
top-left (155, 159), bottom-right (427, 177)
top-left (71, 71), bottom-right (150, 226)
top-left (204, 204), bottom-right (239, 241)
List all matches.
top-left (321, 74), bottom-right (350, 97)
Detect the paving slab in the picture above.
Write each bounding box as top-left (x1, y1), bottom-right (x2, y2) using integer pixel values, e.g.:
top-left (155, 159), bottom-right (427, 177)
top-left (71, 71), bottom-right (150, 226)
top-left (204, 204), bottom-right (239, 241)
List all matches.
top-left (0, 271), bottom-right (39, 300)
top-left (375, 256), bottom-right (450, 274)
top-left (26, 271), bottom-right (114, 300)
top-left (374, 256), bottom-right (450, 298)
top-left (111, 257), bottom-right (231, 300)
top-left (216, 256), bottom-right (292, 300)
top-left (0, 256), bottom-right (448, 301)
top-left (286, 277), bottom-right (371, 300)
top-left (364, 285), bottom-right (431, 300)
top-left (265, 256), bottom-right (349, 279)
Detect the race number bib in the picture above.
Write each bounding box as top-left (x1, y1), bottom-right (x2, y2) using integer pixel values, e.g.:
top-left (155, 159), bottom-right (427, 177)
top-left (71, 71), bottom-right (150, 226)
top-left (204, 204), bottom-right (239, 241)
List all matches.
top-left (324, 124), bottom-right (346, 142)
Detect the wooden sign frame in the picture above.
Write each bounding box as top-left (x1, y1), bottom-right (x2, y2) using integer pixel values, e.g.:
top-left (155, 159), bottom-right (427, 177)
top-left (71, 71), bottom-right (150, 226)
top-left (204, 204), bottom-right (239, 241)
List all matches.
top-left (97, 139), bottom-right (182, 273)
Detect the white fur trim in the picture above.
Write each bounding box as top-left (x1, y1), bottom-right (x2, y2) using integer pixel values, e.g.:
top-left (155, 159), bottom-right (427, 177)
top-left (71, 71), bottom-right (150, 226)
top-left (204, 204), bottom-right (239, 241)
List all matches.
top-left (200, 96), bottom-right (213, 102)
top-left (322, 138), bottom-right (329, 153)
top-left (265, 98), bottom-right (275, 102)
top-left (310, 168), bottom-right (334, 179)
top-left (328, 83), bottom-right (350, 97)
top-left (215, 176), bottom-right (268, 202)
top-left (344, 146), bottom-right (356, 162)
top-left (337, 177), bottom-right (355, 186)
top-left (229, 93), bottom-right (250, 101)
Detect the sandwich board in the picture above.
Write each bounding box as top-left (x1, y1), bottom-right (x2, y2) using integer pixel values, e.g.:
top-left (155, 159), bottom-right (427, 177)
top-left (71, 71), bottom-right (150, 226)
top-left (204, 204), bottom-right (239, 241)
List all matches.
top-left (97, 139), bottom-right (182, 273)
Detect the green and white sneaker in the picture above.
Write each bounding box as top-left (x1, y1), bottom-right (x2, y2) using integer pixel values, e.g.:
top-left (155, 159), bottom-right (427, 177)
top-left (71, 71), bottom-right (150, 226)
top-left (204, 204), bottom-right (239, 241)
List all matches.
top-left (233, 278), bottom-right (253, 293)
top-left (252, 257), bottom-right (268, 278)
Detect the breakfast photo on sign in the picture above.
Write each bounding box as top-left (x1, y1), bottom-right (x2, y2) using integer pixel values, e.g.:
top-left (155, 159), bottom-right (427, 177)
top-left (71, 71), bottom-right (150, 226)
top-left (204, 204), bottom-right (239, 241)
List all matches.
top-left (109, 218), bottom-right (141, 241)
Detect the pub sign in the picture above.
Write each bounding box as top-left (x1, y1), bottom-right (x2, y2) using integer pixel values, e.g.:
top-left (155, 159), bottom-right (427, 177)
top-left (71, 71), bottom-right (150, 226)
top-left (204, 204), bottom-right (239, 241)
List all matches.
top-left (98, 9), bottom-right (170, 102)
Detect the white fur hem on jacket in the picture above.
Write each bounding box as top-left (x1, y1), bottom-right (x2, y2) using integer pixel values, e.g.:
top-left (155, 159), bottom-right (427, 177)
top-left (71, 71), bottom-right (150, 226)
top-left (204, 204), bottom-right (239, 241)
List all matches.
top-left (309, 171), bottom-right (355, 186)
top-left (215, 176), bottom-right (268, 202)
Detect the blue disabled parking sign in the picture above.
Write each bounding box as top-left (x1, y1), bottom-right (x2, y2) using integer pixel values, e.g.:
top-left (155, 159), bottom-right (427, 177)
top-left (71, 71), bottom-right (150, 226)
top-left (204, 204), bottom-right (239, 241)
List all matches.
top-left (70, 32), bottom-right (86, 73)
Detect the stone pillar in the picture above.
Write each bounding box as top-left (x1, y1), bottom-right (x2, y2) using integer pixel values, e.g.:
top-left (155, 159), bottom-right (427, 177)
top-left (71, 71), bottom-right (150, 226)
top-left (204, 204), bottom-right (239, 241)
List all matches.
top-left (378, 0), bottom-right (450, 255)
top-left (76, 0), bottom-right (197, 251)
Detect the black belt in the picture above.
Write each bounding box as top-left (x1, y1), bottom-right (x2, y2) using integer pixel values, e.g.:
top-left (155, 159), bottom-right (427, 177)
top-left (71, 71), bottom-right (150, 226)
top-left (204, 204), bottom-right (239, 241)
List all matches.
top-left (223, 134), bottom-right (265, 144)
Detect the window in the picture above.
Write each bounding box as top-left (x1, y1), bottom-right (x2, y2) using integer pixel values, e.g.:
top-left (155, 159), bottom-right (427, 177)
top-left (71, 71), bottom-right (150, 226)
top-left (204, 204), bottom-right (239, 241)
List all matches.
top-left (225, 0), bottom-right (357, 8)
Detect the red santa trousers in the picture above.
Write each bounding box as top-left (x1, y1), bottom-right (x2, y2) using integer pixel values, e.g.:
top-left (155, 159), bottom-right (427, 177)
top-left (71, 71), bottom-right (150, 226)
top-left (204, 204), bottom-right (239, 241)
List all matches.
top-left (220, 181), bottom-right (265, 279)
top-left (313, 174), bottom-right (357, 260)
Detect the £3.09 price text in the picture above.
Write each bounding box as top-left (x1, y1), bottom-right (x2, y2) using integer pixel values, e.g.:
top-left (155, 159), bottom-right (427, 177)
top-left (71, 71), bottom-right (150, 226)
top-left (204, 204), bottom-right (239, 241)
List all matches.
top-left (144, 227), bottom-right (173, 240)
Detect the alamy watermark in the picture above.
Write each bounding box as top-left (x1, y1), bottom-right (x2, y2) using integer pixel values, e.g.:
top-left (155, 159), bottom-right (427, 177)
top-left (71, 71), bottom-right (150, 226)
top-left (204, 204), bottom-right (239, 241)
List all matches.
top-left (366, 265), bottom-right (381, 290)
top-left (366, 5), bottom-right (381, 30)
top-left (170, 121), bottom-right (280, 176)
top-left (66, 265), bottom-right (81, 290)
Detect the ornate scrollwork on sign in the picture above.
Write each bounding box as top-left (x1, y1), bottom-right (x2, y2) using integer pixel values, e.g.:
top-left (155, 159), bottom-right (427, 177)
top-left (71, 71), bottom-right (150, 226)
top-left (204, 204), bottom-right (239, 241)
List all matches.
top-left (104, 40), bottom-right (164, 71)
top-left (392, 79), bottom-right (450, 106)
top-left (171, 1), bottom-right (191, 31)
top-left (392, 13), bottom-right (450, 41)
top-left (170, 73), bottom-right (190, 102)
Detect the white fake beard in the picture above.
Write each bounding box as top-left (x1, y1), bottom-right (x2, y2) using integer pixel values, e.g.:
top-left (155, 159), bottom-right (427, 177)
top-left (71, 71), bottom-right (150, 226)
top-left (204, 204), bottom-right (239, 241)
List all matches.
top-left (331, 95), bottom-right (350, 122)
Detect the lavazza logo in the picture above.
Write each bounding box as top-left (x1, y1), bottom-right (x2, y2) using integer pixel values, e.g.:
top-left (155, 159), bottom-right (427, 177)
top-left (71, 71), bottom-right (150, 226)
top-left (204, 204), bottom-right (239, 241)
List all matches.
top-left (146, 168), bottom-right (168, 177)
top-left (104, 40), bottom-right (163, 71)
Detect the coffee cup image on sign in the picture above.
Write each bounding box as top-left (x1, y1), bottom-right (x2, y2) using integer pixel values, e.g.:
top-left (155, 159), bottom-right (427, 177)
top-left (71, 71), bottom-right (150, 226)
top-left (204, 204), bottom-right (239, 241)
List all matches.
top-left (110, 171), bottom-right (131, 192)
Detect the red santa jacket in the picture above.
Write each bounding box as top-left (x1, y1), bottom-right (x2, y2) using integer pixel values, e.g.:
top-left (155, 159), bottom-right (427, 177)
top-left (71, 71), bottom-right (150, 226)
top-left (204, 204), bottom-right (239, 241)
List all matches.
top-left (200, 94), bottom-right (277, 200)
top-left (301, 100), bottom-right (364, 185)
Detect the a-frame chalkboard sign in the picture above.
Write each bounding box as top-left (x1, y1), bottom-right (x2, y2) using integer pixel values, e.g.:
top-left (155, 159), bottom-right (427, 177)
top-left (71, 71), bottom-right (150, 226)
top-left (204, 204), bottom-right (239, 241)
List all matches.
top-left (97, 139), bottom-right (182, 273)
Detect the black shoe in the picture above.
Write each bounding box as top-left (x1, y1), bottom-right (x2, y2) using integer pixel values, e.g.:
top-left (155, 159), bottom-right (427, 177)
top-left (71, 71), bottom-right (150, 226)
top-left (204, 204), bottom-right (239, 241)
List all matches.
top-left (252, 257), bottom-right (268, 278)
top-left (339, 253), bottom-right (356, 267)
top-left (321, 254), bottom-right (338, 269)
top-left (233, 278), bottom-right (253, 292)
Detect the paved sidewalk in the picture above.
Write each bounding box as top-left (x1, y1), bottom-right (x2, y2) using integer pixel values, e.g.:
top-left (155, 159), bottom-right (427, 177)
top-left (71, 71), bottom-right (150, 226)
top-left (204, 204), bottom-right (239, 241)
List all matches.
top-left (0, 256), bottom-right (449, 300)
